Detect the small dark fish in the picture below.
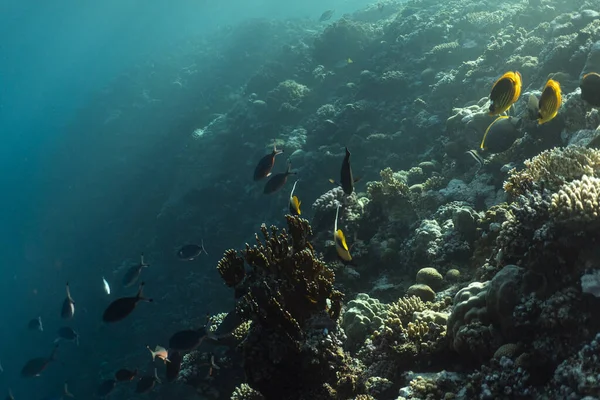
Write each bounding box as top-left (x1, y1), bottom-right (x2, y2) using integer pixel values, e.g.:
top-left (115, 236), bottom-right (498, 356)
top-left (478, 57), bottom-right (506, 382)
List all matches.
top-left (177, 240), bottom-right (208, 261)
top-left (96, 379), bottom-right (116, 397)
top-left (480, 116), bottom-right (522, 153)
top-left (165, 350), bottom-right (182, 382)
top-left (253, 143), bottom-right (283, 181)
top-left (28, 316), bottom-right (43, 332)
top-left (103, 282), bottom-right (152, 323)
top-left (319, 9), bottom-right (335, 21)
top-left (214, 310), bottom-right (243, 337)
top-left (55, 327), bottom-right (79, 346)
top-left (489, 71), bottom-right (522, 116)
top-left (581, 72), bottom-right (600, 107)
top-left (537, 79), bottom-right (561, 124)
top-left (61, 282), bottom-right (75, 319)
top-left (169, 327), bottom-right (207, 352)
top-left (288, 180), bottom-right (301, 215)
top-left (122, 253), bottom-right (148, 287)
top-left (115, 368), bottom-right (137, 382)
top-left (21, 345), bottom-right (58, 378)
top-left (263, 161), bottom-right (296, 194)
top-left (136, 368), bottom-right (161, 394)
top-left (340, 147), bottom-right (356, 195)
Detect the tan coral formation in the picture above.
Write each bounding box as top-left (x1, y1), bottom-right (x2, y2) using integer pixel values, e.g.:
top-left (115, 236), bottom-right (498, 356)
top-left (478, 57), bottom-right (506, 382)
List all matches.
top-left (504, 146), bottom-right (600, 196)
top-left (550, 174), bottom-right (600, 225)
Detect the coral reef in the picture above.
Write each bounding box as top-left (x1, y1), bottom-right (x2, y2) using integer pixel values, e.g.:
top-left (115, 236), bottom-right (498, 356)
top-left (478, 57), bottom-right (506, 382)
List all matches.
top-left (215, 215), bottom-right (347, 399)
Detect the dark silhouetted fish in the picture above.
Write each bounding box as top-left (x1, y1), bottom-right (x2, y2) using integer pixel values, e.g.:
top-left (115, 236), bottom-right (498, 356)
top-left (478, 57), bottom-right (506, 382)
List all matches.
top-left (288, 180), bottom-right (301, 215)
top-left (28, 316), bottom-right (43, 332)
top-left (103, 282), bottom-right (152, 323)
top-left (136, 368), bottom-right (161, 394)
top-left (165, 350), bottom-right (182, 382)
top-left (55, 327), bottom-right (79, 346)
top-left (319, 9), bottom-right (335, 21)
top-left (96, 379), bottom-right (116, 397)
top-left (115, 368), bottom-right (137, 382)
top-left (330, 147), bottom-right (359, 195)
top-left (489, 71), bottom-right (522, 116)
top-left (122, 253), bottom-right (148, 287)
top-left (177, 240), bottom-right (208, 261)
top-left (263, 161), bottom-right (296, 194)
top-left (21, 345), bottom-right (58, 378)
top-left (340, 147), bottom-right (355, 195)
top-left (581, 72), bottom-right (600, 107)
top-left (253, 143), bottom-right (283, 181)
top-left (61, 283), bottom-right (75, 319)
top-left (479, 116), bottom-right (522, 154)
top-left (169, 327), bottom-right (207, 352)
top-left (215, 310), bottom-right (243, 336)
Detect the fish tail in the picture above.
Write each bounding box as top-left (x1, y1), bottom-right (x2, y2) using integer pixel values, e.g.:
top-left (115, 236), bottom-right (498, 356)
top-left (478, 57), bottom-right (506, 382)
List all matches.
top-left (50, 344), bottom-right (59, 361)
top-left (154, 368), bottom-right (162, 384)
top-left (137, 283), bottom-right (153, 303)
top-left (64, 382), bottom-right (74, 398)
top-left (65, 282), bottom-right (72, 301)
top-left (273, 142), bottom-right (283, 156)
top-left (200, 239), bottom-right (208, 255)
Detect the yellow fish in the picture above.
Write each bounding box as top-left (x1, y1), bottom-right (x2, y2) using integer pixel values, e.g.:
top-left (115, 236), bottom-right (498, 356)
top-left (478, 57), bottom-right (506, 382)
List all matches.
top-left (289, 180), bottom-right (301, 216)
top-left (334, 204), bottom-right (352, 262)
top-left (489, 71), bottom-right (522, 116)
top-left (537, 79), bottom-right (561, 124)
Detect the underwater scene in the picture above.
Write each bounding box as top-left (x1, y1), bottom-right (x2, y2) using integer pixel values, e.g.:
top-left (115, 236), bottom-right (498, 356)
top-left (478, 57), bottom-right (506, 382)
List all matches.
top-left (3, 0), bottom-right (600, 398)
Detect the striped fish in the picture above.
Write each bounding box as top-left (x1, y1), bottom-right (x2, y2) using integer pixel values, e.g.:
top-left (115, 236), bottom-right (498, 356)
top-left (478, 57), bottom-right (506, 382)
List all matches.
top-left (537, 79), bottom-right (561, 124)
top-left (489, 71), bottom-right (522, 116)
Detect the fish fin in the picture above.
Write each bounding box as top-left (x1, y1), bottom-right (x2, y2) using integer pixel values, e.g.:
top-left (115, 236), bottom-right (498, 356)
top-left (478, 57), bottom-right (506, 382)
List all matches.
top-left (137, 282), bottom-right (152, 302)
top-left (266, 172), bottom-right (272, 177)
top-left (200, 239), bottom-right (208, 255)
top-left (64, 382), bottom-right (74, 398)
top-left (154, 368), bottom-right (162, 384)
top-left (353, 176), bottom-right (361, 183)
top-left (65, 282), bottom-right (73, 301)
top-left (273, 142), bottom-right (284, 156)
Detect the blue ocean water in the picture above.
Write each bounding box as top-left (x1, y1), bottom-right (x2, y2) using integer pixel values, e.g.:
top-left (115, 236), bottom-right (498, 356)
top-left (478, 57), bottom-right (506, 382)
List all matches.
top-left (0, 0), bottom-right (373, 398)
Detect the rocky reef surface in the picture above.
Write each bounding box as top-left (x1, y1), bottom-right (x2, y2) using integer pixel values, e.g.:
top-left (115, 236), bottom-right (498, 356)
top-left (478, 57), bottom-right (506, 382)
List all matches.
top-left (50, 0), bottom-right (600, 398)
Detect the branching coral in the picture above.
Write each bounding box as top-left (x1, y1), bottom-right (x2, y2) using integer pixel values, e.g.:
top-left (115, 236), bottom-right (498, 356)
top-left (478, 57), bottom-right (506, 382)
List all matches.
top-left (504, 146), bottom-right (600, 196)
top-left (357, 296), bottom-right (450, 384)
top-left (215, 215), bottom-right (347, 399)
top-left (366, 167), bottom-right (417, 224)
